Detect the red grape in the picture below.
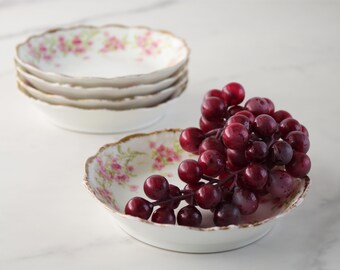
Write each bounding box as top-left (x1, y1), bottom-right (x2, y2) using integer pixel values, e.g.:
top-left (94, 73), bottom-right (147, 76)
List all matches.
top-left (273, 110), bottom-right (292, 123)
top-left (195, 184), bottom-right (222, 209)
top-left (245, 97), bottom-right (270, 116)
top-left (178, 159), bottom-right (203, 184)
top-left (144, 175), bottom-right (169, 200)
top-left (235, 110), bottom-right (255, 123)
top-left (199, 137), bottom-right (225, 155)
top-left (222, 123), bottom-right (249, 150)
top-left (245, 141), bottom-right (268, 162)
top-left (227, 114), bottom-right (251, 130)
top-left (222, 82), bottom-right (245, 105)
top-left (264, 98), bottom-right (275, 115)
top-left (177, 205), bottom-right (202, 227)
top-left (125, 197), bottom-right (153, 219)
top-left (201, 96), bottom-right (226, 120)
top-left (286, 152), bottom-right (311, 178)
top-left (253, 114), bottom-right (278, 137)
top-left (267, 170), bottom-right (294, 198)
top-left (242, 163), bottom-right (268, 190)
top-left (285, 131), bottom-right (310, 153)
top-left (279, 118), bottom-right (302, 138)
top-left (214, 203), bottom-right (241, 226)
top-left (180, 127), bottom-right (205, 154)
top-left (232, 187), bottom-right (259, 215)
top-left (269, 141), bottom-right (293, 165)
top-left (205, 89), bottom-right (228, 105)
top-left (198, 150), bottom-right (225, 177)
top-left (199, 116), bottom-right (225, 133)
top-left (151, 207), bottom-right (176, 224)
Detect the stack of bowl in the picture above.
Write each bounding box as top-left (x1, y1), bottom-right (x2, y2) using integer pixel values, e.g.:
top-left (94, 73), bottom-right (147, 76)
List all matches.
top-left (15, 25), bottom-right (189, 133)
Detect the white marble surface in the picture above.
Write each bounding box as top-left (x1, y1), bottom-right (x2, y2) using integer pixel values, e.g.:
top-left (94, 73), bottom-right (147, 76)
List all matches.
top-left (1, 0), bottom-right (340, 269)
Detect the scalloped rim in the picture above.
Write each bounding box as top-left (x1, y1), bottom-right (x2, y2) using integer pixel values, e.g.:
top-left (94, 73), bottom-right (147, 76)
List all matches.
top-left (17, 77), bottom-right (188, 111)
top-left (15, 24), bottom-right (190, 81)
top-left (83, 129), bottom-right (310, 232)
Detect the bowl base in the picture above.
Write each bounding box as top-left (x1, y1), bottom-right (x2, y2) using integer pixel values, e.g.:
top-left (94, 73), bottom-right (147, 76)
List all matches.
top-left (116, 220), bottom-right (274, 254)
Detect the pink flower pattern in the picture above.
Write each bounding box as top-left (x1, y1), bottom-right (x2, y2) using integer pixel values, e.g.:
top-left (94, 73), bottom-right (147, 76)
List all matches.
top-left (25, 29), bottom-right (165, 66)
top-left (149, 141), bottom-right (181, 171)
top-left (136, 31), bottom-right (161, 56)
top-left (100, 32), bottom-right (125, 53)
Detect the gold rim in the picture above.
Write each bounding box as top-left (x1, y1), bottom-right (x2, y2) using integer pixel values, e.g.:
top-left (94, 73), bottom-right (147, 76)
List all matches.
top-left (83, 129), bottom-right (311, 231)
top-left (15, 24), bottom-right (191, 81)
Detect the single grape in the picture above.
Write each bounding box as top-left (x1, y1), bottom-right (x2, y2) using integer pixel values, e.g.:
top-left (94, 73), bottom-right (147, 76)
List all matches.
top-left (286, 152), bottom-right (311, 178)
top-left (179, 127), bottom-right (205, 154)
top-left (245, 141), bottom-right (268, 162)
top-left (195, 183), bottom-right (222, 209)
top-left (177, 205), bottom-right (202, 227)
top-left (227, 148), bottom-right (248, 168)
top-left (184, 182), bottom-right (205, 205)
top-left (227, 114), bottom-right (251, 130)
top-left (222, 123), bottom-right (249, 150)
top-left (301, 125), bottom-right (309, 137)
top-left (244, 97), bottom-right (270, 116)
top-left (228, 105), bottom-right (244, 116)
top-left (143, 175), bottom-right (169, 200)
top-left (232, 187), bottom-right (259, 215)
top-left (222, 82), bottom-right (245, 105)
top-left (285, 131), bottom-right (310, 153)
top-left (213, 203), bottom-right (241, 226)
top-left (273, 110), bottom-right (292, 123)
top-left (178, 159), bottom-right (203, 184)
top-left (201, 96), bottom-right (226, 120)
top-left (267, 170), bottom-right (294, 198)
top-left (264, 98), bottom-right (275, 115)
top-left (198, 150), bottom-right (225, 177)
top-left (151, 207), bottom-right (175, 224)
top-left (199, 137), bottom-right (225, 155)
top-left (160, 184), bottom-right (181, 209)
top-left (279, 118), bottom-right (302, 138)
top-left (269, 141), bottom-right (294, 165)
top-left (125, 197), bottom-right (153, 219)
top-left (253, 114), bottom-right (278, 137)
top-left (199, 116), bottom-right (225, 133)
top-left (235, 110), bottom-right (255, 123)
top-left (205, 89), bottom-right (229, 105)
top-left (242, 163), bottom-right (268, 190)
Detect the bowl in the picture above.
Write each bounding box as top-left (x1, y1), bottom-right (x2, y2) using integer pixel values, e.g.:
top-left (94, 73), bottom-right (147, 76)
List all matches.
top-left (84, 129), bottom-right (310, 253)
top-left (18, 85), bottom-right (187, 134)
top-left (17, 74), bottom-right (188, 110)
top-left (16, 64), bottom-right (187, 100)
top-left (15, 24), bottom-right (189, 87)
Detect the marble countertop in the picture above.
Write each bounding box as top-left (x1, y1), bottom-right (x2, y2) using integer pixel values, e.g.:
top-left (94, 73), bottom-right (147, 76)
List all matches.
top-left (1, 0), bottom-right (340, 269)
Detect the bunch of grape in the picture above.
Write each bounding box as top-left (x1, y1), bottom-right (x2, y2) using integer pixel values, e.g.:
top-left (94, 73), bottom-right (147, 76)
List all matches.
top-left (125, 82), bottom-right (311, 227)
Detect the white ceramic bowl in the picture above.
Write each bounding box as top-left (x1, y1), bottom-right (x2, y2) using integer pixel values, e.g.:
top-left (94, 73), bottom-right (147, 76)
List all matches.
top-left (16, 64), bottom-right (187, 100)
top-left (17, 74), bottom-right (187, 110)
top-left (84, 129), bottom-right (310, 253)
top-left (18, 84), bottom-right (187, 134)
top-left (15, 25), bottom-right (189, 87)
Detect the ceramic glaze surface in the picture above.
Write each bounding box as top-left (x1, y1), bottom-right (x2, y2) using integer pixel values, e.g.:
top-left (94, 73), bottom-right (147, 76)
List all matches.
top-left (17, 25), bottom-right (188, 78)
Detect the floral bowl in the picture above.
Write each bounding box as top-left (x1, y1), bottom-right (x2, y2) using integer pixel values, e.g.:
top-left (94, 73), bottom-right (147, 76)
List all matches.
top-left (16, 64), bottom-right (187, 100)
top-left (15, 25), bottom-right (189, 88)
top-left (17, 73), bottom-right (187, 110)
top-left (17, 85), bottom-right (186, 134)
top-left (84, 129), bottom-right (310, 253)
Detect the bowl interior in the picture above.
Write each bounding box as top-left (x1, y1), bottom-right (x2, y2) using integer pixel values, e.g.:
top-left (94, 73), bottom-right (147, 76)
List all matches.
top-left (17, 25), bottom-right (188, 78)
top-left (85, 130), bottom-right (309, 228)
